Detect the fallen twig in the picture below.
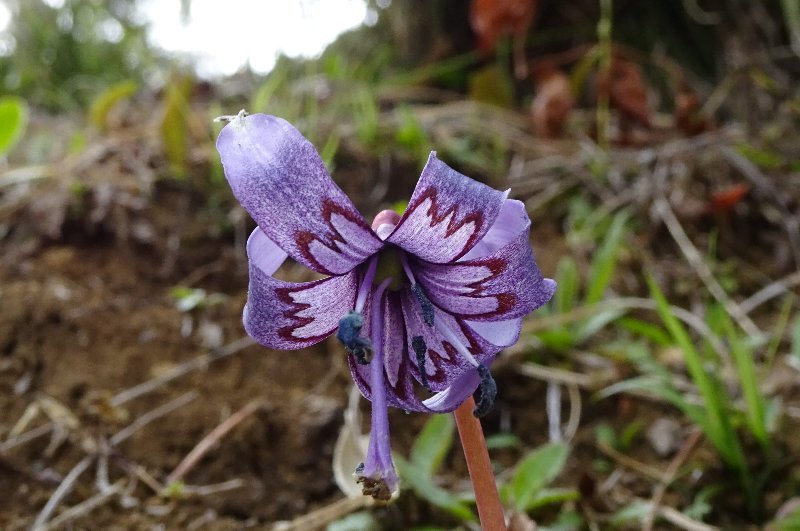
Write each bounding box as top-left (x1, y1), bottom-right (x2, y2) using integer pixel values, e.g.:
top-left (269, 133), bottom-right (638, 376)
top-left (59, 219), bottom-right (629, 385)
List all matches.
top-left (110, 391), bottom-right (198, 446)
top-left (31, 456), bottom-right (94, 531)
top-left (165, 399), bottom-right (265, 485)
top-left (654, 196), bottom-right (761, 338)
top-left (183, 478), bottom-right (245, 497)
top-left (596, 441), bottom-right (669, 483)
top-left (643, 429), bottom-right (703, 531)
top-left (0, 421), bottom-right (55, 453)
top-left (110, 336), bottom-right (255, 407)
top-left (271, 496), bottom-right (373, 531)
top-left (740, 270), bottom-right (800, 315)
top-left (39, 480), bottom-right (125, 531)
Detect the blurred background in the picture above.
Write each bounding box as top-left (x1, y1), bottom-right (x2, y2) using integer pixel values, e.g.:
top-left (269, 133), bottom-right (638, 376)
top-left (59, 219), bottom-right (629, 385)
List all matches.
top-left (1, 1), bottom-right (800, 529)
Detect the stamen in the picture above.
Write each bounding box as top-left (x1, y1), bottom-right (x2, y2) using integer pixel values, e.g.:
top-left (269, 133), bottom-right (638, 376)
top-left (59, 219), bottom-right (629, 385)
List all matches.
top-left (411, 283), bottom-right (435, 327)
top-left (337, 311), bottom-right (371, 364)
top-left (400, 252), bottom-right (434, 326)
top-left (411, 336), bottom-right (429, 390)
top-left (473, 364), bottom-right (497, 418)
top-left (399, 251), bottom-right (417, 285)
top-left (355, 256), bottom-right (379, 313)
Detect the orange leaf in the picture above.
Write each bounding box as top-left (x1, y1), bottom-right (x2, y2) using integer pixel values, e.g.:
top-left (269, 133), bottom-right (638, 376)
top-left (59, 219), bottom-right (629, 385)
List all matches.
top-left (470, 0), bottom-right (537, 56)
top-left (675, 82), bottom-right (715, 136)
top-left (706, 184), bottom-right (750, 215)
top-left (597, 57), bottom-right (651, 128)
top-left (530, 63), bottom-right (574, 138)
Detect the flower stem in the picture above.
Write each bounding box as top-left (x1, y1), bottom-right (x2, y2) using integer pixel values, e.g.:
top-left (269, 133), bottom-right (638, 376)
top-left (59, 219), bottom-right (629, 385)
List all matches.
top-left (454, 396), bottom-right (506, 530)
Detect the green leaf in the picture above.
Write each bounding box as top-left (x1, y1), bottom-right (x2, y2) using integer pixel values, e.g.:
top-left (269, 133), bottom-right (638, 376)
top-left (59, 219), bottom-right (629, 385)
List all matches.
top-left (554, 257), bottom-right (579, 315)
top-left (585, 211), bottom-right (628, 304)
top-left (575, 308), bottom-right (624, 343)
top-left (468, 64), bottom-right (514, 108)
top-left (0, 96), bottom-right (28, 156)
top-left (485, 433), bottom-right (521, 450)
top-left (769, 504), bottom-right (800, 531)
top-left (539, 509), bottom-right (585, 531)
top-left (616, 317), bottom-right (671, 346)
top-left (736, 143), bottom-right (783, 169)
top-left (327, 512), bottom-right (381, 531)
top-left (610, 500), bottom-right (651, 525)
top-left (790, 315), bottom-right (800, 360)
top-left (526, 487), bottom-right (580, 509)
top-left (161, 79), bottom-right (192, 177)
top-left (410, 414), bottom-right (455, 476)
top-left (395, 455), bottom-right (476, 522)
top-left (320, 132), bottom-right (341, 172)
top-left (511, 443), bottom-right (570, 512)
top-left (88, 80), bottom-right (137, 131)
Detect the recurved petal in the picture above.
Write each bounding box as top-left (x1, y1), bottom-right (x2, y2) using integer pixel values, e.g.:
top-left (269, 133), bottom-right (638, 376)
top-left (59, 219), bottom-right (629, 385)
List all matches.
top-left (247, 227), bottom-right (288, 276)
top-left (386, 153), bottom-right (507, 263)
top-left (460, 198), bottom-right (530, 261)
top-left (217, 113), bottom-right (383, 275)
top-left (414, 232), bottom-right (556, 322)
top-left (348, 287), bottom-right (502, 413)
top-left (244, 228), bottom-right (358, 350)
top-left (464, 317), bottom-right (523, 348)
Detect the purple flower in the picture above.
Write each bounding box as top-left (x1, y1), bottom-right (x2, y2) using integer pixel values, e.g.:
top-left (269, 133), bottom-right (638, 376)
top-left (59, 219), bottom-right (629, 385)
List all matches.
top-left (216, 111), bottom-right (555, 499)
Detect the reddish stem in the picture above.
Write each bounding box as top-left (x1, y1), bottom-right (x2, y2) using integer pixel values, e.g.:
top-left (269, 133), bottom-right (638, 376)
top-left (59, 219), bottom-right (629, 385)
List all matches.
top-left (454, 396), bottom-right (507, 530)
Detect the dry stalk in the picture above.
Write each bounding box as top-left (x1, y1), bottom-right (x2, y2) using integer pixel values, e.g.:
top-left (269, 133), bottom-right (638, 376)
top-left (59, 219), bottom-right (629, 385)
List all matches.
top-left (110, 391), bottom-right (198, 446)
top-left (38, 480), bottom-right (125, 531)
top-left (31, 456), bottom-right (94, 531)
top-left (110, 336), bottom-right (255, 407)
top-left (740, 270), bottom-right (800, 315)
top-left (653, 196), bottom-right (761, 338)
top-left (643, 429), bottom-right (703, 531)
top-left (166, 399), bottom-right (265, 485)
top-left (271, 496), bottom-right (373, 531)
top-left (596, 441), bottom-right (669, 483)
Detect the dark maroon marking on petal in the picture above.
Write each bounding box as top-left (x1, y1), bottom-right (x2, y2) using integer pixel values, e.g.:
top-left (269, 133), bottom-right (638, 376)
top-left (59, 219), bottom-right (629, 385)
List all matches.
top-left (294, 198), bottom-right (380, 275)
top-left (274, 282), bottom-right (341, 345)
top-left (462, 256), bottom-right (518, 320)
top-left (405, 187), bottom-right (486, 262)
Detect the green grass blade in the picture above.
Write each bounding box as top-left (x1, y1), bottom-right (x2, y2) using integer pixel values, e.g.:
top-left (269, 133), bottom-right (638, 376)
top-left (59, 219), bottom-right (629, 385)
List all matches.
top-left (645, 275), bottom-right (744, 469)
top-left (554, 256), bottom-right (579, 315)
top-left (585, 212), bottom-right (628, 305)
top-left (722, 316), bottom-right (769, 447)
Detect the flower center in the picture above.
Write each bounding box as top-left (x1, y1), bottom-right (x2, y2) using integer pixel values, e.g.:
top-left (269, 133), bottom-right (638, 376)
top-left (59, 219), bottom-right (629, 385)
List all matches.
top-left (373, 246), bottom-right (405, 291)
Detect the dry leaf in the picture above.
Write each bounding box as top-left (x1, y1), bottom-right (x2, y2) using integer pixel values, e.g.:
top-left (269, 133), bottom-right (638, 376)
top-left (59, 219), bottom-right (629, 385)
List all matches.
top-left (597, 56), bottom-right (652, 133)
top-left (470, 0), bottom-right (537, 78)
top-left (705, 184), bottom-right (750, 216)
top-left (675, 82), bottom-right (716, 136)
top-left (333, 385), bottom-right (370, 498)
top-left (531, 63), bottom-right (575, 138)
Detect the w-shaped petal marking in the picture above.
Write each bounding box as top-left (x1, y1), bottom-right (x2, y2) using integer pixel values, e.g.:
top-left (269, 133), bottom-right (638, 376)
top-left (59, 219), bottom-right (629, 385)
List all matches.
top-left (244, 228), bottom-right (359, 350)
top-left (414, 233), bottom-right (556, 321)
top-left (386, 153), bottom-right (507, 263)
top-left (217, 113), bottom-right (383, 275)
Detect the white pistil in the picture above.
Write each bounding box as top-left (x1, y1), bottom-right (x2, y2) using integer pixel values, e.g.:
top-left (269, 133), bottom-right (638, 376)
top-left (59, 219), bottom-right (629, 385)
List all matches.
top-left (399, 252), bottom-right (418, 286)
